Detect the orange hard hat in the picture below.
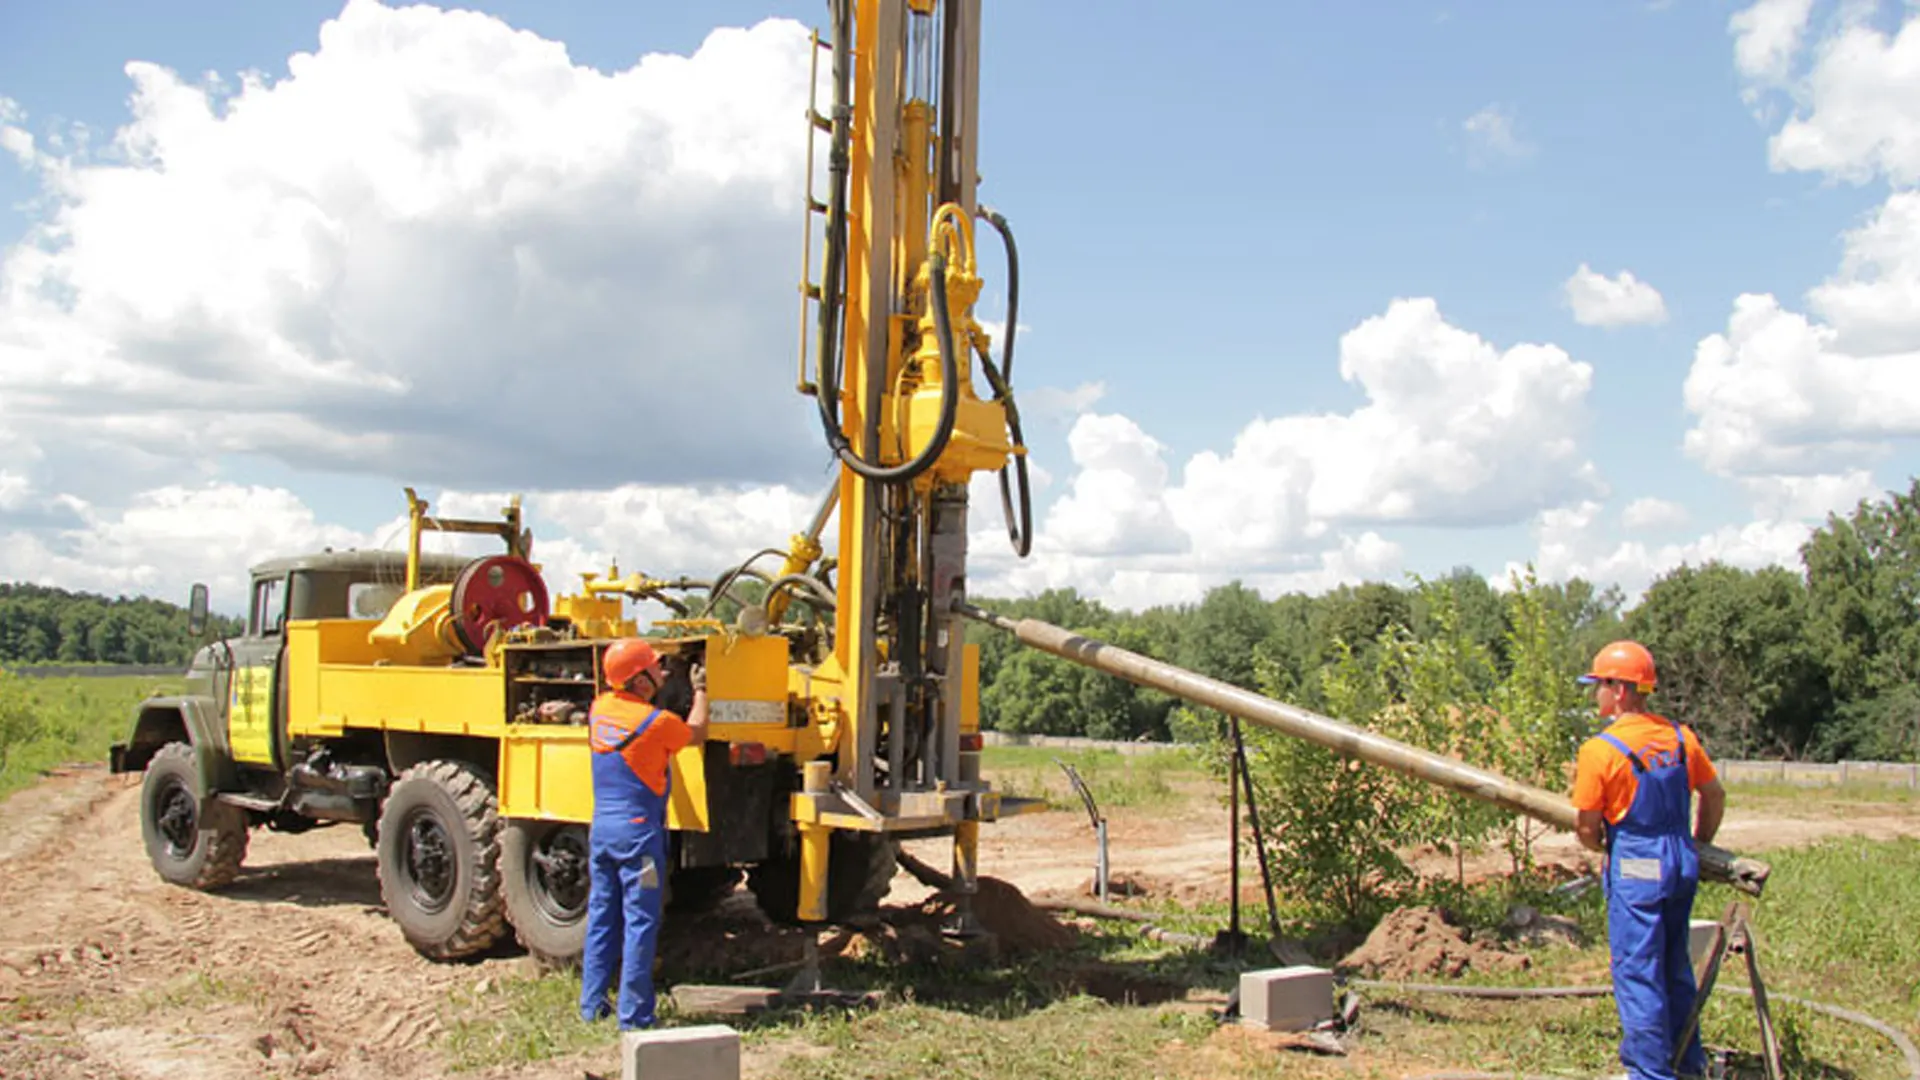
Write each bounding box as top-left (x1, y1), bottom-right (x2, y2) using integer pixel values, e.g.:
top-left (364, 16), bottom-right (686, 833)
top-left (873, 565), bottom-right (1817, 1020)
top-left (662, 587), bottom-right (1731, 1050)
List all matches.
top-left (1579, 640), bottom-right (1657, 692)
top-left (604, 639), bottom-right (661, 689)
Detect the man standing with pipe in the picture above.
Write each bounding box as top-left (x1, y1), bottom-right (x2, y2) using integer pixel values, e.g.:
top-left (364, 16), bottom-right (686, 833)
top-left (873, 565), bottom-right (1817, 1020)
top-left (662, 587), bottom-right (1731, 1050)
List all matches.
top-left (1572, 641), bottom-right (1727, 1080)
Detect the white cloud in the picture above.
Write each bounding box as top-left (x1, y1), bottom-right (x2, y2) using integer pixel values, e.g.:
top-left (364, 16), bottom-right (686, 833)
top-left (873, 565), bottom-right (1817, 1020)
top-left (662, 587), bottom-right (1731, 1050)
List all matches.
top-left (1461, 104), bottom-right (1533, 165)
top-left (1763, 7), bottom-right (1920, 184)
top-left (1172, 297), bottom-right (1597, 538)
top-left (1691, 8), bottom-right (1920, 482)
top-left (1508, 497), bottom-right (1816, 602)
top-left (963, 299), bottom-right (1595, 608)
top-left (1740, 469), bottom-right (1881, 521)
top-left (0, 2), bottom-right (821, 504)
top-left (1023, 381), bottom-right (1107, 423)
top-left (1622, 497), bottom-right (1690, 530)
top-left (1684, 292), bottom-right (1920, 477)
top-left (1564, 264), bottom-right (1669, 327)
top-left (1730, 0), bottom-right (1816, 87)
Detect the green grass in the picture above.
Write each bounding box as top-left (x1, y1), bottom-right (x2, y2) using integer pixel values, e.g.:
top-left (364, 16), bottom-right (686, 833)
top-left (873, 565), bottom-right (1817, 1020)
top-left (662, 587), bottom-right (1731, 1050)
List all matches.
top-left (445, 837), bottom-right (1920, 1079)
top-left (1725, 778), bottom-right (1919, 807)
top-left (442, 972), bottom-right (612, 1069)
top-left (980, 744), bottom-right (1203, 812)
top-left (0, 672), bottom-right (180, 800)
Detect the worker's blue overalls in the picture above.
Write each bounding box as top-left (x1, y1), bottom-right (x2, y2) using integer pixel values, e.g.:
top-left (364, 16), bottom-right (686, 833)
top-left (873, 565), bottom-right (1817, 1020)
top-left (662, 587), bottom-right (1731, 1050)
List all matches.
top-left (1597, 720), bottom-right (1708, 1080)
top-left (579, 703), bottom-right (668, 1030)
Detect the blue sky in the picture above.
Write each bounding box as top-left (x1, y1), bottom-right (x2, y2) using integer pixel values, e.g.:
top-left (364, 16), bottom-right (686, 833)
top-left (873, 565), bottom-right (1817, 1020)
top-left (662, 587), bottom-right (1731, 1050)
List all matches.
top-left (3, 0), bottom-right (1917, 612)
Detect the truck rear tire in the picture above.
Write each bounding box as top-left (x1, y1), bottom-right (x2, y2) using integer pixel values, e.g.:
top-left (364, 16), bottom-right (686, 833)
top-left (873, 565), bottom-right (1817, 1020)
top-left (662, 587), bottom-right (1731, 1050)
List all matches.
top-left (140, 741), bottom-right (248, 890)
top-left (501, 820), bottom-right (589, 968)
top-left (376, 760), bottom-right (507, 960)
top-left (747, 832), bottom-right (896, 925)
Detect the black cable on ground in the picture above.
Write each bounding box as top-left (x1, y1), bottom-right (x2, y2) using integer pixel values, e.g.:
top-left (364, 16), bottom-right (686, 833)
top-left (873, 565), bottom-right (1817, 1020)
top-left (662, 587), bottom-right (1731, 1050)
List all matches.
top-left (1351, 979), bottom-right (1920, 1080)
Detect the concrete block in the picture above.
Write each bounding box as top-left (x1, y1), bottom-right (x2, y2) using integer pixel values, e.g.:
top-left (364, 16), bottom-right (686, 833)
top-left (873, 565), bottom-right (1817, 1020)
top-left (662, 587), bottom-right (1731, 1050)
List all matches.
top-left (623, 1024), bottom-right (740, 1080)
top-left (1688, 919), bottom-right (1722, 969)
top-left (1238, 966), bottom-right (1334, 1032)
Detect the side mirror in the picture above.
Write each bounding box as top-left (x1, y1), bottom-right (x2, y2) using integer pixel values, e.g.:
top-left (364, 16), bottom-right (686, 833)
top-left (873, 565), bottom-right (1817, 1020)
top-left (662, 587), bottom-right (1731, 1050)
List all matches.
top-left (188, 583), bottom-right (210, 637)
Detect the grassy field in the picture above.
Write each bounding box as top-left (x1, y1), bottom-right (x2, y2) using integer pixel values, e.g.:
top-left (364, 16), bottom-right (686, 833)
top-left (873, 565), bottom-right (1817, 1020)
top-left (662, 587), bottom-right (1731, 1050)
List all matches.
top-left (976, 744), bottom-right (1206, 812)
top-left (0, 671), bottom-right (181, 800)
top-left (440, 745), bottom-right (1920, 1080)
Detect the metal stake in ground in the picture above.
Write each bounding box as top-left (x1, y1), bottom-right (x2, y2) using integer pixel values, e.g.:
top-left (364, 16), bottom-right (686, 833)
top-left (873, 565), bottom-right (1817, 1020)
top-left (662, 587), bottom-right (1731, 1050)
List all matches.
top-left (1230, 716), bottom-right (1283, 946)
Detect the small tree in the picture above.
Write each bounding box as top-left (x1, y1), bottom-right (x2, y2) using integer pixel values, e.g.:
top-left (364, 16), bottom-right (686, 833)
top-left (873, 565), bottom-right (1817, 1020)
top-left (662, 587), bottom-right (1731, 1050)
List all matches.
top-left (1491, 567), bottom-right (1589, 873)
top-left (1245, 637), bottom-right (1426, 924)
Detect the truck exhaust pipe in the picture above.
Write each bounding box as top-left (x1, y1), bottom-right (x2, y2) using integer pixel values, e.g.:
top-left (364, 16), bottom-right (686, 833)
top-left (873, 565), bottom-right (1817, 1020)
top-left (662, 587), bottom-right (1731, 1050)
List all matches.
top-left (954, 603), bottom-right (1771, 897)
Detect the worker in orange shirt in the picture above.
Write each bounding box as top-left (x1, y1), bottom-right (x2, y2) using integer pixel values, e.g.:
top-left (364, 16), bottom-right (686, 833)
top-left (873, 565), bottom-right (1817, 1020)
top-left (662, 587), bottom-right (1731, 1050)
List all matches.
top-left (1571, 641), bottom-right (1727, 1080)
top-left (579, 639), bottom-right (709, 1030)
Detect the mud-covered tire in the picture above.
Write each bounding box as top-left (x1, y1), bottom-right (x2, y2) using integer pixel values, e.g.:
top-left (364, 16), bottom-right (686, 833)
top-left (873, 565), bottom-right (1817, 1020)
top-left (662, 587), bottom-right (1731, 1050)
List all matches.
top-left (376, 760), bottom-right (507, 961)
top-left (139, 741), bottom-right (248, 890)
top-left (666, 865), bottom-right (744, 914)
top-left (748, 832), bottom-right (896, 925)
top-left (501, 821), bottom-right (589, 969)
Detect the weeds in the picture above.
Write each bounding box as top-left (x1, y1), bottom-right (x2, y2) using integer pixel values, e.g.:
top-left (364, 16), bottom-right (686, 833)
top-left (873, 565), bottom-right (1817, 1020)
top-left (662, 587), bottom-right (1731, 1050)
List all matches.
top-left (980, 745), bottom-right (1198, 811)
top-left (0, 672), bottom-right (181, 800)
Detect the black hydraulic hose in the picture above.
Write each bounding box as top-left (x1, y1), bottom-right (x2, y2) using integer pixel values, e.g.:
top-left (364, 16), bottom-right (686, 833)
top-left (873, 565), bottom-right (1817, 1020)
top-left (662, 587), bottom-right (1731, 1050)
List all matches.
top-left (763, 573), bottom-right (838, 614)
top-left (808, 1), bottom-right (960, 486)
top-left (974, 205), bottom-right (1033, 557)
top-left (811, 0), bottom-right (854, 464)
top-left (693, 549), bottom-right (788, 620)
top-left (976, 206), bottom-right (1019, 383)
top-left (1351, 980), bottom-right (1920, 1080)
top-left (971, 340), bottom-right (1032, 557)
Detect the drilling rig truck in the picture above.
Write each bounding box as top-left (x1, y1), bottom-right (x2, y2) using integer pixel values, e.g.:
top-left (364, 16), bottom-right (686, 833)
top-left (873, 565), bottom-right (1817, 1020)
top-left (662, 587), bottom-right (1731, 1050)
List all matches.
top-left (112, 0), bottom-right (1767, 970)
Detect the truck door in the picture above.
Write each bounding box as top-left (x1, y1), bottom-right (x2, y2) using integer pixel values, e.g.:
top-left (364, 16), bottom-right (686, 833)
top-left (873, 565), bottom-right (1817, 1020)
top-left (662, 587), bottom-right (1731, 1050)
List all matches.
top-left (229, 573), bottom-right (287, 769)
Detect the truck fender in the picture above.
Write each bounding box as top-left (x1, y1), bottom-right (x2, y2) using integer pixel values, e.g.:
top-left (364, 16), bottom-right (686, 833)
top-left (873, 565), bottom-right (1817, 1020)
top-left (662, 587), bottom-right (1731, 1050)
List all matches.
top-left (110, 696), bottom-right (236, 792)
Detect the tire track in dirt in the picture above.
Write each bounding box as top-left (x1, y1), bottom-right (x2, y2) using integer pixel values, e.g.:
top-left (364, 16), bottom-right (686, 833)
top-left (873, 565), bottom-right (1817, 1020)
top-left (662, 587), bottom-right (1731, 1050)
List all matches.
top-left (0, 766), bottom-right (521, 1080)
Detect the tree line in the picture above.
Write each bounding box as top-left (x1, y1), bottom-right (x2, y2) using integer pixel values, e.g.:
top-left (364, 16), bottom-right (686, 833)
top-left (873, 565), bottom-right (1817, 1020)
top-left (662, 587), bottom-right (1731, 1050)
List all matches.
top-left (0, 584), bottom-right (240, 668)
top-left (971, 476), bottom-right (1920, 766)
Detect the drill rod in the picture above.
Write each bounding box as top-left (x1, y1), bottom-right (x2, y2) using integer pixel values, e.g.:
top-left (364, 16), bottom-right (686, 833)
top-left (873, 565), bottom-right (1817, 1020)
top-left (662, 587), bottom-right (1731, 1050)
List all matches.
top-left (955, 603), bottom-right (1771, 897)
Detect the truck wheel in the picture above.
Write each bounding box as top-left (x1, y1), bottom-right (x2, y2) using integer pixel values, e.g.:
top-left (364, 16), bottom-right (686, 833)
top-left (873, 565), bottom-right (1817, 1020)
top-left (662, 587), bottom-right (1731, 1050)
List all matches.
top-left (502, 821), bottom-right (589, 968)
top-left (747, 832), bottom-right (896, 925)
top-left (667, 865), bottom-right (744, 914)
top-left (376, 760), bottom-right (507, 960)
top-left (140, 741), bottom-right (249, 890)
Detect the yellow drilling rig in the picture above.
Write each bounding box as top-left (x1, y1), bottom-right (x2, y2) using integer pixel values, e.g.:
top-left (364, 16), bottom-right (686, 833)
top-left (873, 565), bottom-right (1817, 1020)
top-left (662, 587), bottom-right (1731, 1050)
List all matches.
top-left (111, 0), bottom-right (1766, 969)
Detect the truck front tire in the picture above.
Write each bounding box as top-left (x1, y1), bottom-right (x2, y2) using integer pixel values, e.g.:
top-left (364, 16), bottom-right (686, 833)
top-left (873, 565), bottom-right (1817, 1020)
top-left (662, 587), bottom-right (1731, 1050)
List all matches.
top-left (376, 760), bottom-right (508, 960)
top-left (139, 741), bottom-right (248, 890)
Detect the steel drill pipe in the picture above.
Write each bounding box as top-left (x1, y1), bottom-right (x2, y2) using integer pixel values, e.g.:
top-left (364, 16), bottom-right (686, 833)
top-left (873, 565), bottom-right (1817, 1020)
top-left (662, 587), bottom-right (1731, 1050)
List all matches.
top-left (955, 604), bottom-right (1771, 897)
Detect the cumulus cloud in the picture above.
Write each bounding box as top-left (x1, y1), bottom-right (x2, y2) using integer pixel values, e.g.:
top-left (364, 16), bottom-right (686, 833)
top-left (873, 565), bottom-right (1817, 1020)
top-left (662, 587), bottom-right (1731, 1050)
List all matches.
top-left (0, 1), bottom-right (821, 505)
top-left (1730, 0), bottom-right (1816, 87)
top-left (1564, 264), bottom-right (1669, 327)
top-left (1462, 104), bottom-right (1533, 165)
top-left (1622, 497), bottom-right (1689, 530)
top-left (964, 299), bottom-right (1596, 607)
top-left (1691, 5), bottom-right (1920, 482)
top-left (1023, 381), bottom-right (1107, 423)
top-left (1762, 7), bottom-right (1920, 184)
top-left (1508, 497), bottom-right (1816, 602)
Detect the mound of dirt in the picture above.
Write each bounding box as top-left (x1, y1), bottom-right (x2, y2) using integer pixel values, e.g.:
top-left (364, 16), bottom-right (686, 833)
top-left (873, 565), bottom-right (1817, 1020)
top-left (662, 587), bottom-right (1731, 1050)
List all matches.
top-left (920, 876), bottom-right (1075, 954)
top-left (1339, 905), bottom-right (1529, 980)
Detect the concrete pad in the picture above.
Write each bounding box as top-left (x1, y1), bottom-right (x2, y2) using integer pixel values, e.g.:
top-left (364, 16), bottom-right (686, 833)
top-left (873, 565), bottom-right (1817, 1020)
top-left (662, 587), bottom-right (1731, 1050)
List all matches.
top-left (1688, 919), bottom-right (1722, 969)
top-left (1238, 966), bottom-right (1334, 1032)
top-left (623, 1024), bottom-right (740, 1080)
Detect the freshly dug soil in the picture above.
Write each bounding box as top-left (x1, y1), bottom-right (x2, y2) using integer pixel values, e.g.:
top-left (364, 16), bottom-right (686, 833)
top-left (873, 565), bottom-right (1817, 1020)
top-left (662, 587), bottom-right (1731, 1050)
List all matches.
top-left (920, 876), bottom-right (1075, 954)
top-left (1339, 905), bottom-right (1529, 980)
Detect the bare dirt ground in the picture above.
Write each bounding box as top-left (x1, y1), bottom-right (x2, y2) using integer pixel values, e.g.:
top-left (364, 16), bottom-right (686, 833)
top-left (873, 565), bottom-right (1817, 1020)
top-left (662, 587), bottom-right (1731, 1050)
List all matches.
top-left (0, 764), bottom-right (1913, 1079)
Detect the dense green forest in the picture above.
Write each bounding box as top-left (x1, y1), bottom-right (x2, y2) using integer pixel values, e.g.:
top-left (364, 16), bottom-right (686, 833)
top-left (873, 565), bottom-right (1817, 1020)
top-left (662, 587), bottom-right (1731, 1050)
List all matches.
top-left (971, 477), bottom-right (1920, 764)
top-left (0, 583), bottom-right (240, 667)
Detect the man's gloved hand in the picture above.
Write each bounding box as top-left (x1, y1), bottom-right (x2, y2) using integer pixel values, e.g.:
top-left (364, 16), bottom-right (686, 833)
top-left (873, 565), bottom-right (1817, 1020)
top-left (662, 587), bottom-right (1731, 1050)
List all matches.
top-left (690, 662), bottom-right (707, 694)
